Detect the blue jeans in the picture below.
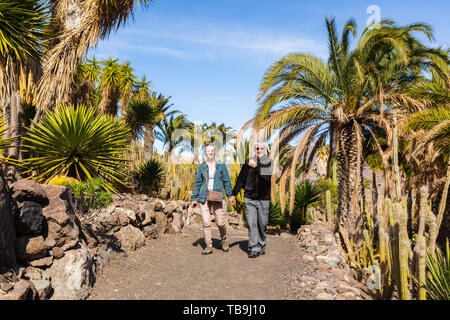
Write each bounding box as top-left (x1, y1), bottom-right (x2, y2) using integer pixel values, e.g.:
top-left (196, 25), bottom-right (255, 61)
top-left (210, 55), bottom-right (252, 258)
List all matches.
top-left (244, 198), bottom-right (270, 253)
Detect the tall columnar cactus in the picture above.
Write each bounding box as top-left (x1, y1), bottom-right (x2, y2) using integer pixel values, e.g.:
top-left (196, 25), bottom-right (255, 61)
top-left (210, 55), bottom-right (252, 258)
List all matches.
top-left (427, 211), bottom-right (438, 256)
top-left (397, 200), bottom-right (410, 300)
top-left (326, 190), bottom-right (332, 225)
top-left (414, 186), bottom-right (429, 300)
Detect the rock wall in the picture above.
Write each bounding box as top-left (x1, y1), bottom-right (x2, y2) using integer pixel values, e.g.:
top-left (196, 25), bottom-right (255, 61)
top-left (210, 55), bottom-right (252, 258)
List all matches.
top-left (0, 185), bottom-right (244, 300)
top-left (291, 222), bottom-right (372, 300)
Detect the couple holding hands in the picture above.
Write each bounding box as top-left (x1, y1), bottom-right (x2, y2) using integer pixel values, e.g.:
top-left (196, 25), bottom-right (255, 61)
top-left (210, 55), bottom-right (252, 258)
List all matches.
top-left (190, 141), bottom-right (272, 258)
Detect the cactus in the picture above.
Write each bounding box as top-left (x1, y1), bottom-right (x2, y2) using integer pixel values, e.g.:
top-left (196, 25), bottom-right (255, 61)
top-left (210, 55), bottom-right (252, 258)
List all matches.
top-left (413, 186), bottom-right (428, 299)
top-left (397, 200), bottom-right (410, 300)
top-left (426, 210), bottom-right (438, 256)
top-left (326, 190), bottom-right (332, 225)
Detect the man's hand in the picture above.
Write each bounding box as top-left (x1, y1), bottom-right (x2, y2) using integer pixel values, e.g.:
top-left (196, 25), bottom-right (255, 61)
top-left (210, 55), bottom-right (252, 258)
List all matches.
top-left (228, 196), bottom-right (236, 206)
top-left (248, 159), bottom-right (257, 168)
top-left (191, 200), bottom-right (198, 208)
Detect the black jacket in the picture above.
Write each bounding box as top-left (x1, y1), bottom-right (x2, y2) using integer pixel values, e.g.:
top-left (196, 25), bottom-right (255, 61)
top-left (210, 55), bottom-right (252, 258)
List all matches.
top-left (232, 155), bottom-right (272, 200)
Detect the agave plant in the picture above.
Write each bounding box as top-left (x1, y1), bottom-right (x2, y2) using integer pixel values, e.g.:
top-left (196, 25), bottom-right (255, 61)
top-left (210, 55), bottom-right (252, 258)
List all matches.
top-left (133, 158), bottom-right (165, 195)
top-left (21, 104), bottom-right (131, 192)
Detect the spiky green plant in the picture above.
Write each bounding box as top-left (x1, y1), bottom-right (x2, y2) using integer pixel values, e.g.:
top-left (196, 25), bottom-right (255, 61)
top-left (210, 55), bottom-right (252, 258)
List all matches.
top-left (269, 199), bottom-right (287, 228)
top-left (133, 158), bottom-right (165, 195)
top-left (289, 180), bottom-right (321, 231)
top-left (21, 104), bottom-right (130, 192)
top-left (419, 240), bottom-right (450, 300)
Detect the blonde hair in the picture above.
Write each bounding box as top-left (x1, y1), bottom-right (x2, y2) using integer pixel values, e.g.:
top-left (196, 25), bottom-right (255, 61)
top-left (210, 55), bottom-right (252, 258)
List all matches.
top-left (202, 144), bottom-right (217, 163)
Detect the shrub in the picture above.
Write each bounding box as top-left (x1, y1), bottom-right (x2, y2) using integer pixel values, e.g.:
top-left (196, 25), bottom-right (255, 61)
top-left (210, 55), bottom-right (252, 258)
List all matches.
top-left (48, 175), bottom-right (80, 186)
top-left (64, 177), bottom-right (113, 212)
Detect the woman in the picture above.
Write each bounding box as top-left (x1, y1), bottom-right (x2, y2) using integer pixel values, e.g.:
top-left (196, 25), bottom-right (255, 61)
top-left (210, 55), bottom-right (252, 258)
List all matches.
top-left (191, 144), bottom-right (233, 255)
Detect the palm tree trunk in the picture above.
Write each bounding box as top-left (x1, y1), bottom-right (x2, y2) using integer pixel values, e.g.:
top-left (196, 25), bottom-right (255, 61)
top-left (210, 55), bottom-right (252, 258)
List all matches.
top-left (143, 128), bottom-right (155, 160)
top-left (337, 124), bottom-right (364, 247)
top-left (5, 92), bottom-right (21, 183)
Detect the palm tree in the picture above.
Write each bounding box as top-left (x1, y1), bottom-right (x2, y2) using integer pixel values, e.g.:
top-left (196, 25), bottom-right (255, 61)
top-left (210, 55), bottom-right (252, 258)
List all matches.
top-left (254, 17), bottom-right (444, 247)
top-left (34, 0), bottom-right (150, 122)
top-left (156, 113), bottom-right (191, 155)
top-left (143, 92), bottom-right (174, 160)
top-left (0, 0), bottom-right (47, 182)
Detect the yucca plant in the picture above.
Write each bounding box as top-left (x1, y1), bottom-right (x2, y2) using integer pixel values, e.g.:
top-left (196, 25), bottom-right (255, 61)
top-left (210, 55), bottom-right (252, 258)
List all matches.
top-left (133, 158), bottom-right (165, 195)
top-left (421, 240), bottom-right (450, 300)
top-left (21, 104), bottom-right (130, 192)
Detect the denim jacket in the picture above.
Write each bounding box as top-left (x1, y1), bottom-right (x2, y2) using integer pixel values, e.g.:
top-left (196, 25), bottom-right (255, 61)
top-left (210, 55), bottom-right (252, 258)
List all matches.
top-left (191, 161), bottom-right (233, 203)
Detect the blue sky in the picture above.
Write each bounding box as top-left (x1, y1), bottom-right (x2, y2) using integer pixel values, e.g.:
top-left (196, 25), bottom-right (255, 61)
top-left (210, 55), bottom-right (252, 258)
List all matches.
top-left (89, 0), bottom-right (449, 136)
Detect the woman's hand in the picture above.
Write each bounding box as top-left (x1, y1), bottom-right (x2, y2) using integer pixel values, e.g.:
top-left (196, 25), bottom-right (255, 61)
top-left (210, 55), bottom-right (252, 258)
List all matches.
top-left (191, 200), bottom-right (198, 208)
top-left (228, 196), bottom-right (236, 206)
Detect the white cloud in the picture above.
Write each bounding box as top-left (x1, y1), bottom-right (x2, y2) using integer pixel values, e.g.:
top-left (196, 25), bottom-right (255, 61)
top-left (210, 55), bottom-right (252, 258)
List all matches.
top-left (116, 18), bottom-right (328, 60)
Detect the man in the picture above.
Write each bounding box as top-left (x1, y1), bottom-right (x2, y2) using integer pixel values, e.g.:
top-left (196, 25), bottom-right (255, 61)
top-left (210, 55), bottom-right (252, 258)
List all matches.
top-left (229, 141), bottom-right (272, 258)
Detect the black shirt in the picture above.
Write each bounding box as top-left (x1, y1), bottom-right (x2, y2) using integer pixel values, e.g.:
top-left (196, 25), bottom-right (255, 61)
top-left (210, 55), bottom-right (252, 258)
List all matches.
top-left (231, 155), bottom-right (272, 200)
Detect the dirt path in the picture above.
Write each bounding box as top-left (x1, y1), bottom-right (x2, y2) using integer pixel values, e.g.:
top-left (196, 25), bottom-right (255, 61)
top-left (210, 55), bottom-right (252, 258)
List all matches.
top-left (88, 224), bottom-right (302, 300)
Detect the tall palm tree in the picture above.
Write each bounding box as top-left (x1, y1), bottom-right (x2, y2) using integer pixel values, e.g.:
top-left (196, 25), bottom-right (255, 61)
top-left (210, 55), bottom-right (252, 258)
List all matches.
top-left (254, 17), bottom-right (444, 247)
top-left (0, 0), bottom-right (47, 182)
top-left (143, 92), bottom-right (174, 160)
top-left (34, 0), bottom-right (150, 122)
top-left (156, 113), bottom-right (191, 156)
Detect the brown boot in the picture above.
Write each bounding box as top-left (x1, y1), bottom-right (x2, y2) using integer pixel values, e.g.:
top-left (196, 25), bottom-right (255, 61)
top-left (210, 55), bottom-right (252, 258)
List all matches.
top-left (222, 239), bottom-right (229, 252)
top-left (202, 246), bottom-right (213, 255)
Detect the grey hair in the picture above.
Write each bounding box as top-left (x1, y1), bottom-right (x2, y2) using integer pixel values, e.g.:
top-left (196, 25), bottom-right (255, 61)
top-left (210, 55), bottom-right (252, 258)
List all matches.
top-left (202, 143), bottom-right (217, 162)
top-left (254, 140), bottom-right (267, 149)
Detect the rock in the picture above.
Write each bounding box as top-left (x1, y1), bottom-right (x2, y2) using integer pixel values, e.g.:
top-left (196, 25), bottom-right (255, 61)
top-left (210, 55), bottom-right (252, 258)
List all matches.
top-left (43, 246), bottom-right (95, 300)
top-left (29, 256), bottom-right (54, 268)
top-left (163, 201), bottom-right (178, 214)
top-left (116, 200), bottom-right (139, 213)
top-left (298, 275), bottom-right (318, 282)
top-left (51, 246), bottom-right (65, 259)
top-left (30, 279), bottom-right (52, 300)
top-left (24, 266), bottom-right (42, 280)
top-left (14, 201), bottom-right (43, 236)
top-left (227, 215), bottom-right (240, 225)
top-left (15, 235), bottom-right (48, 262)
top-left (10, 179), bottom-right (49, 207)
top-left (0, 282), bottom-right (13, 293)
top-left (44, 237), bottom-right (56, 249)
top-left (0, 279), bottom-right (35, 300)
top-left (0, 171), bottom-right (16, 267)
top-left (114, 225), bottom-right (145, 251)
top-left (171, 212), bottom-right (183, 234)
top-left (41, 185), bottom-right (80, 252)
top-left (94, 248), bottom-right (111, 271)
top-left (138, 202), bottom-right (155, 226)
top-left (115, 207), bottom-right (131, 226)
top-left (79, 224), bottom-right (98, 249)
top-left (154, 201), bottom-right (164, 212)
top-left (316, 292), bottom-right (334, 300)
top-left (94, 209), bottom-right (120, 233)
top-left (154, 211), bottom-right (168, 234)
top-left (143, 224), bottom-right (158, 239)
